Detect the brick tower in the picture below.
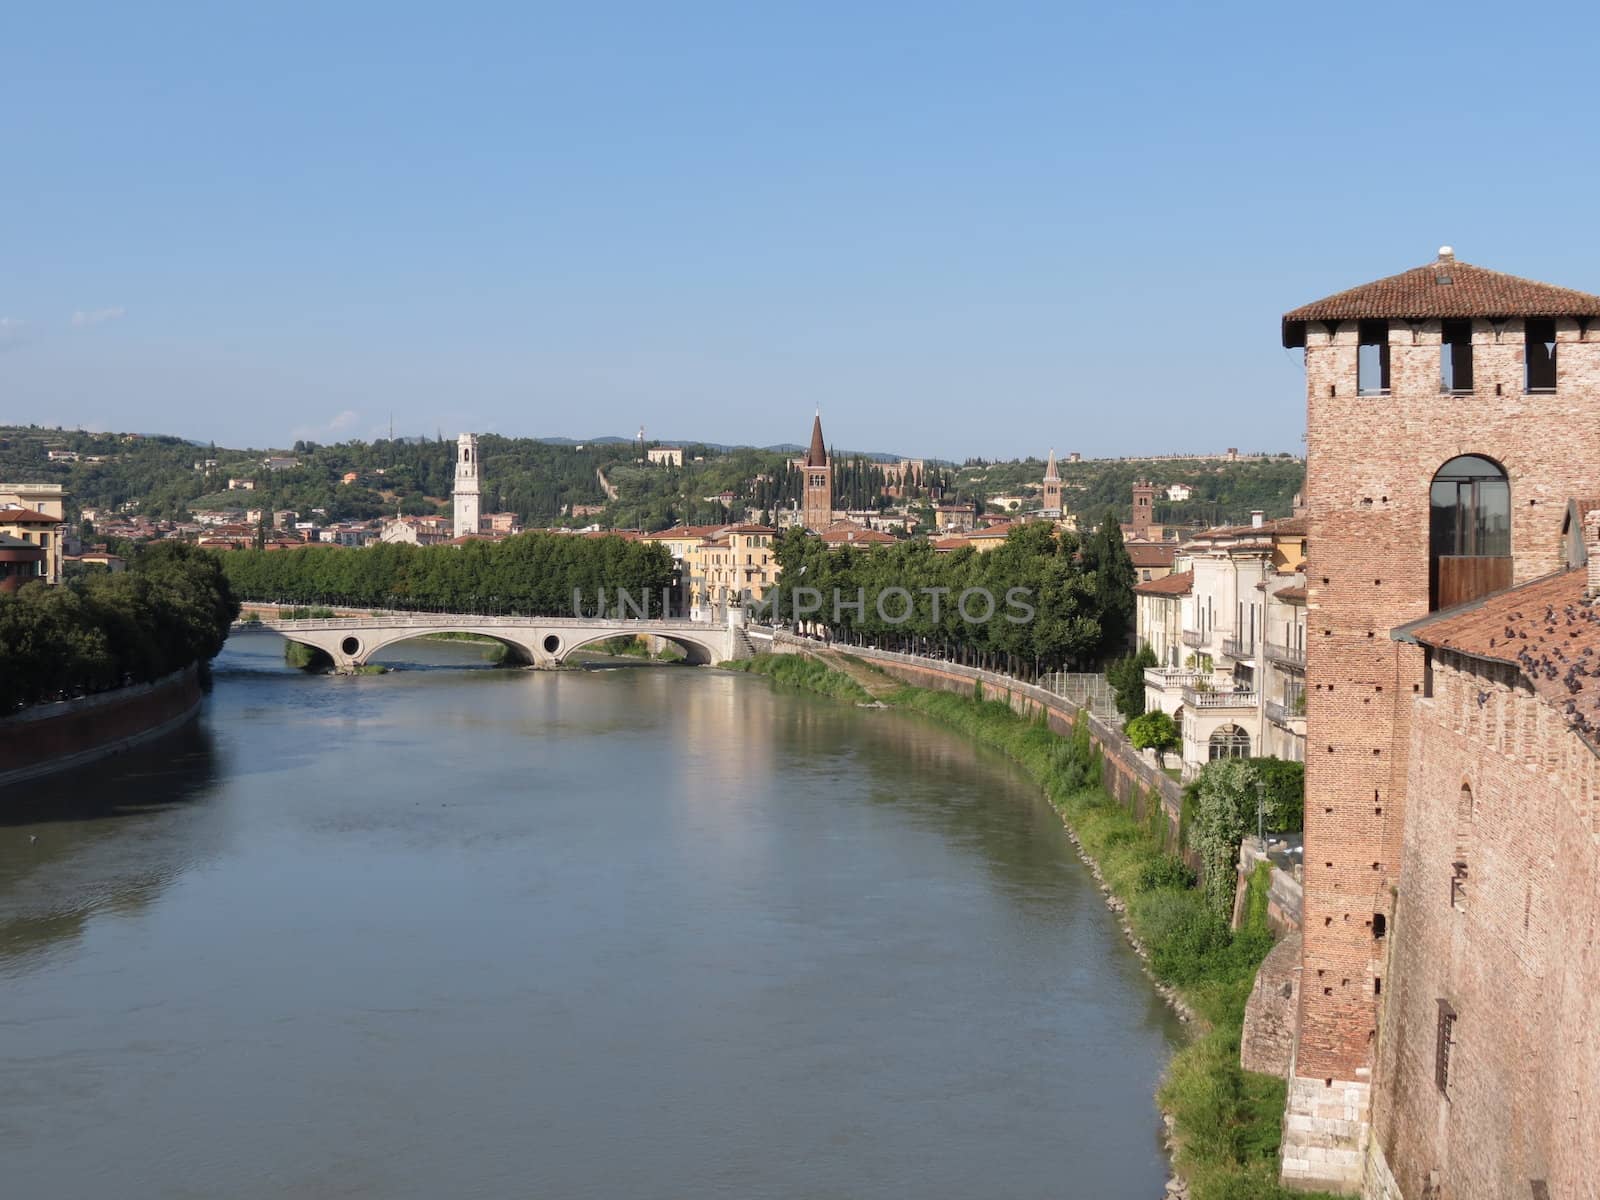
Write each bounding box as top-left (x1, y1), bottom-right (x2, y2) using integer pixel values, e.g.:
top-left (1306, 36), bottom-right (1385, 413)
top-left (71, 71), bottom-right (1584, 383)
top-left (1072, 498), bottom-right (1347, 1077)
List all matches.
top-left (1042, 449), bottom-right (1062, 514)
top-left (802, 412), bottom-right (832, 531)
top-left (1279, 248), bottom-right (1600, 1192)
top-left (1131, 479), bottom-right (1155, 538)
top-left (453, 432), bottom-right (481, 539)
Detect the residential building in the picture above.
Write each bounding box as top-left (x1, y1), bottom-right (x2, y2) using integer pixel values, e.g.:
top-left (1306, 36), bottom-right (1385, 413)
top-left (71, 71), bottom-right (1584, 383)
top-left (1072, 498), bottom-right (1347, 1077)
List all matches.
top-left (1139, 513), bottom-right (1305, 777)
top-left (262, 456), bottom-right (299, 471)
top-left (644, 523), bottom-right (780, 618)
top-left (0, 482), bottom-right (65, 520)
top-left (1127, 540), bottom-right (1178, 582)
top-left (1277, 248), bottom-right (1600, 1196)
top-left (646, 446), bottom-right (684, 467)
top-left (0, 533), bottom-right (46, 592)
top-left (480, 512), bottom-right (521, 536)
top-left (228, 478), bottom-right (256, 491)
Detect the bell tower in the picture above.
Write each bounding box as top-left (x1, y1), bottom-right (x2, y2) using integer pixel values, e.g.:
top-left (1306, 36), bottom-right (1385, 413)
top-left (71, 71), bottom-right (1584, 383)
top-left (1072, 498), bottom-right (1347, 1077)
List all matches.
top-left (453, 432), bottom-right (481, 538)
top-left (802, 412), bottom-right (832, 531)
top-left (1042, 449), bottom-right (1062, 514)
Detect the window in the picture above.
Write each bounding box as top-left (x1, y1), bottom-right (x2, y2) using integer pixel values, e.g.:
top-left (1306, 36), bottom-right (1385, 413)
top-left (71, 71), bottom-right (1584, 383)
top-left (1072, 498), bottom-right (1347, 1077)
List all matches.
top-left (1209, 724), bottom-right (1251, 760)
top-left (1435, 1000), bottom-right (1457, 1093)
top-left (1525, 318), bottom-right (1557, 392)
top-left (1430, 456), bottom-right (1511, 609)
top-left (1358, 319), bottom-right (1391, 395)
top-left (1441, 319), bottom-right (1474, 392)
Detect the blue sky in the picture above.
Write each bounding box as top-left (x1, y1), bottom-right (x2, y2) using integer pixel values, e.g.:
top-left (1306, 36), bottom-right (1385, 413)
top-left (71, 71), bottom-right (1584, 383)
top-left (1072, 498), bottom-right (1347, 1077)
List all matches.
top-left (4, 2), bottom-right (1598, 460)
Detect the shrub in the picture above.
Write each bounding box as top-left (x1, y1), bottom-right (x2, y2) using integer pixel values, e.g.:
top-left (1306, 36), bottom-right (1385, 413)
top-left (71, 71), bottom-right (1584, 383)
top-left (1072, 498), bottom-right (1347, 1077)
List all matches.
top-left (1136, 854), bottom-right (1197, 893)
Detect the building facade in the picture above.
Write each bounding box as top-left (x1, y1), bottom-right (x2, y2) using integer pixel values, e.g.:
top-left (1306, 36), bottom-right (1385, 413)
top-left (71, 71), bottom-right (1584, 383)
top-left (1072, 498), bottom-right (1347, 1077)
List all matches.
top-left (1279, 249), bottom-right (1600, 1194)
top-left (453, 433), bottom-right (481, 539)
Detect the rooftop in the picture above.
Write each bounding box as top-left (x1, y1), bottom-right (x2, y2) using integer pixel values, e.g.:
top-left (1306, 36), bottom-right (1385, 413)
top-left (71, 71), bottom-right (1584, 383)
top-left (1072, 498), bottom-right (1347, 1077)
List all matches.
top-left (1396, 568), bottom-right (1600, 748)
top-left (1283, 250), bottom-right (1600, 346)
top-left (1133, 569), bottom-right (1193, 597)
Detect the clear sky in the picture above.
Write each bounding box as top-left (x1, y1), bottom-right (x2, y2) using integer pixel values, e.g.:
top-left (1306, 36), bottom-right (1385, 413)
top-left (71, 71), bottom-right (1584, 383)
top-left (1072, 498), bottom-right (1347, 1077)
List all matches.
top-left (4, 2), bottom-right (1598, 460)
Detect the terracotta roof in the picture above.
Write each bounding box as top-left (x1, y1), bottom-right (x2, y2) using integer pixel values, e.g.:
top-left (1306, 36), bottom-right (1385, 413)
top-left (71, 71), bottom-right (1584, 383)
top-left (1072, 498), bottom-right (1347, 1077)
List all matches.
top-left (820, 521), bottom-right (894, 546)
top-left (1397, 568), bottom-right (1600, 748)
top-left (967, 522), bottom-right (1015, 540)
top-left (1127, 542), bottom-right (1177, 568)
top-left (0, 507), bottom-right (60, 525)
top-left (1134, 569), bottom-right (1192, 597)
top-left (931, 536), bottom-right (969, 551)
top-left (805, 414), bottom-right (827, 468)
top-left (1283, 253), bottom-right (1600, 346)
top-left (1274, 585), bottom-right (1307, 604)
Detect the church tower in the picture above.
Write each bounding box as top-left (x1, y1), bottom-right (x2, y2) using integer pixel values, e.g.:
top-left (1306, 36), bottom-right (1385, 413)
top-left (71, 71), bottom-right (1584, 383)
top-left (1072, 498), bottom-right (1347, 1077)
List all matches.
top-left (453, 432), bottom-right (481, 538)
top-left (801, 413), bottom-right (832, 531)
top-left (1042, 448), bottom-right (1062, 515)
top-left (1130, 479), bottom-right (1155, 539)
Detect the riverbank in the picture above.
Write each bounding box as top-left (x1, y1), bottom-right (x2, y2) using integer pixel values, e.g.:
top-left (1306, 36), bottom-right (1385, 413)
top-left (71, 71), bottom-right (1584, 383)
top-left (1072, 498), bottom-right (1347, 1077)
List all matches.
top-left (729, 653), bottom-right (1333, 1200)
top-left (0, 665), bottom-right (204, 785)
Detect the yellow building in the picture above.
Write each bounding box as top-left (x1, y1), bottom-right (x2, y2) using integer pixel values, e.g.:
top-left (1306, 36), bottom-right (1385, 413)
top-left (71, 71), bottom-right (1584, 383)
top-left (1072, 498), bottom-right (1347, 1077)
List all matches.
top-left (644, 522), bottom-right (779, 617)
top-left (0, 506), bottom-right (65, 585)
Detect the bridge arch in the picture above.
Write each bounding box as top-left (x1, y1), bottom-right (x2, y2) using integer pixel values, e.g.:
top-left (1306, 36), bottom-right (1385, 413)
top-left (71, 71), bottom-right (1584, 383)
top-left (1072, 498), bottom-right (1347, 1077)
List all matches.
top-left (555, 628), bottom-right (720, 666)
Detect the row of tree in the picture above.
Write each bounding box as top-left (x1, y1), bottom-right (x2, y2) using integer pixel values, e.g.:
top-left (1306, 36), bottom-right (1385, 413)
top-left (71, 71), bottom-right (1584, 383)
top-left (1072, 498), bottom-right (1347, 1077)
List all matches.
top-left (218, 533), bottom-right (677, 615)
top-left (0, 543), bottom-right (240, 711)
top-left (763, 513), bottom-right (1137, 672)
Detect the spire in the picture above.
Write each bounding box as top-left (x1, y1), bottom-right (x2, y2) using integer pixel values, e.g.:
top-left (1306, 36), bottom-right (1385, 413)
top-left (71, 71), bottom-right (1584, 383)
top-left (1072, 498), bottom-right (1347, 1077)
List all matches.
top-left (1043, 448), bottom-right (1059, 483)
top-left (805, 412), bottom-right (827, 467)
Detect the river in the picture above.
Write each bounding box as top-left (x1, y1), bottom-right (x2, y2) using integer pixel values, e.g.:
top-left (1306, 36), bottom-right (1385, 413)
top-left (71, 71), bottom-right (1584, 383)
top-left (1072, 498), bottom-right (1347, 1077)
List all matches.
top-left (0, 632), bottom-right (1180, 1199)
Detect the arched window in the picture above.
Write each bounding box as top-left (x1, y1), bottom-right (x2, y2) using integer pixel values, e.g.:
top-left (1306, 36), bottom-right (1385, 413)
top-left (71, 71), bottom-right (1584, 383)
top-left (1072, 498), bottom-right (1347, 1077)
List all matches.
top-left (1208, 724), bottom-right (1250, 760)
top-left (1430, 455), bottom-right (1511, 609)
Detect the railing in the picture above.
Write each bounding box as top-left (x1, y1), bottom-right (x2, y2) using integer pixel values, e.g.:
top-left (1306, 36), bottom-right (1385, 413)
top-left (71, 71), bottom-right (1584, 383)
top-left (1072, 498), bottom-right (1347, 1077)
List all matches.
top-left (1038, 671), bottom-right (1118, 719)
top-left (1144, 667), bottom-right (1209, 691)
top-left (1264, 641), bottom-right (1306, 670)
top-left (1222, 636), bottom-right (1255, 660)
top-left (1265, 698), bottom-right (1305, 727)
top-left (235, 612), bottom-right (714, 633)
top-left (1182, 685), bottom-right (1258, 710)
top-left (1181, 628), bottom-right (1206, 648)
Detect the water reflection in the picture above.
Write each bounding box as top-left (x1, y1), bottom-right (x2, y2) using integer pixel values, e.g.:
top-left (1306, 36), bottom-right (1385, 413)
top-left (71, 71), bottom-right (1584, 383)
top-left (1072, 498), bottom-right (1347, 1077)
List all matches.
top-left (0, 720), bottom-right (222, 971)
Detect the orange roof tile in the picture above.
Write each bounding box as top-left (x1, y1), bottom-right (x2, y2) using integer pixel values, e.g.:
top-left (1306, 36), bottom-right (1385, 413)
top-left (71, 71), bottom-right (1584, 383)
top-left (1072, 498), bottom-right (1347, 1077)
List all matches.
top-left (1398, 568), bottom-right (1600, 747)
top-left (1283, 254), bottom-right (1600, 346)
top-left (1133, 569), bottom-right (1192, 597)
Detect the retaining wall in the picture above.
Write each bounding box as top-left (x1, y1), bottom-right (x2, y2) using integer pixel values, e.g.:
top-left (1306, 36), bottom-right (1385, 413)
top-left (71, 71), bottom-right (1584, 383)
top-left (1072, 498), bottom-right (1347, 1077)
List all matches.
top-left (0, 666), bottom-right (204, 786)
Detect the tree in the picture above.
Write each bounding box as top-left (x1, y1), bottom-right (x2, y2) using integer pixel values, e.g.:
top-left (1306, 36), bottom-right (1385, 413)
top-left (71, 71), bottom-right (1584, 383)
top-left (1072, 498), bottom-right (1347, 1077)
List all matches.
top-left (1126, 710), bottom-right (1180, 766)
top-left (1186, 758), bottom-right (1260, 918)
top-left (1107, 643), bottom-right (1158, 718)
top-left (1079, 507), bottom-right (1137, 662)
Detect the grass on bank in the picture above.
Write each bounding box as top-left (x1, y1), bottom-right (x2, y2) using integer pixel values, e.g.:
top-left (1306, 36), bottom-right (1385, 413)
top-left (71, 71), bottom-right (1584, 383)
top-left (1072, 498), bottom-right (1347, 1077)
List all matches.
top-left (722, 653), bottom-right (874, 703)
top-left (735, 654), bottom-right (1335, 1200)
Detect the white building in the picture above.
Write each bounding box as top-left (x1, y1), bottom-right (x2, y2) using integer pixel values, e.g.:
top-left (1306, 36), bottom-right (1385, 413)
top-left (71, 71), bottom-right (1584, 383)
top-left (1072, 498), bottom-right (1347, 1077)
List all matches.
top-left (646, 446), bottom-right (683, 467)
top-left (1165, 483), bottom-right (1194, 502)
top-left (453, 433), bottom-right (481, 539)
top-left (1139, 513), bottom-right (1306, 777)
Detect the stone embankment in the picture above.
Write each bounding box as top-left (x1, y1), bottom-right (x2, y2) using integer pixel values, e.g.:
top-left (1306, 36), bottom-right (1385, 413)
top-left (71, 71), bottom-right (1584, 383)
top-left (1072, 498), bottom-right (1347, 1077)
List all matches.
top-left (0, 666), bottom-right (204, 786)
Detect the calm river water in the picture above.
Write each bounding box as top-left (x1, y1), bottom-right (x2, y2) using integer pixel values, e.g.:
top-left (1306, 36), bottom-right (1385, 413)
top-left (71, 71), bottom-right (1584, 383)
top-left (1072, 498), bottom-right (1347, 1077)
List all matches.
top-left (0, 633), bottom-right (1180, 1199)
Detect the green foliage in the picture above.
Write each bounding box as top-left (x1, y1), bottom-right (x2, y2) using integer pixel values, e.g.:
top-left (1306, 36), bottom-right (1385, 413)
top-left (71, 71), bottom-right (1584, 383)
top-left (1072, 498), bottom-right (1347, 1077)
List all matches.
top-left (1126, 709), bottom-right (1181, 763)
top-left (0, 542), bottom-right (240, 709)
top-left (723, 654), bottom-right (874, 703)
top-left (1078, 509), bottom-right (1137, 661)
top-left (1187, 759), bottom-right (1261, 919)
top-left (218, 532), bottom-right (676, 615)
top-left (1136, 854), bottom-right (1196, 893)
top-left (1107, 643), bottom-right (1157, 717)
top-left (1246, 758), bottom-right (1304, 834)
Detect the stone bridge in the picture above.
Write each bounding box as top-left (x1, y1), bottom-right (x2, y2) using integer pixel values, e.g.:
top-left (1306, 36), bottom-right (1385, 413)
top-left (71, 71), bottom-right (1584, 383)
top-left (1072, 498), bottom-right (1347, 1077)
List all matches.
top-left (235, 612), bottom-right (753, 670)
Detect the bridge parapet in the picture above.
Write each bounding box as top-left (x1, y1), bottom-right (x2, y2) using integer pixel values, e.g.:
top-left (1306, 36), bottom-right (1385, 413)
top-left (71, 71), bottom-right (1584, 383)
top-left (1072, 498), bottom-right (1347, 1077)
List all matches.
top-left (234, 613), bottom-right (747, 671)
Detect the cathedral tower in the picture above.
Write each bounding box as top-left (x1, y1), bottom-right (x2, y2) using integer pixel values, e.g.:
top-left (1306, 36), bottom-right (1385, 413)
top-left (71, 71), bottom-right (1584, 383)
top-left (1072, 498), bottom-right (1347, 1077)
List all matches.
top-left (453, 433), bottom-right (481, 538)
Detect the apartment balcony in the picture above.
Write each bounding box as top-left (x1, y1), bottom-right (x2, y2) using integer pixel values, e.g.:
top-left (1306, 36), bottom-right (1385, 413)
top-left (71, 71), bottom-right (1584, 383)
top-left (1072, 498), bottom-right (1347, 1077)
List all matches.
top-left (1181, 628), bottom-right (1207, 648)
top-left (1265, 698), bottom-right (1306, 728)
top-left (1182, 685), bottom-right (1258, 711)
top-left (1264, 641), bottom-right (1306, 671)
top-left (1145, 667), bottom-right (1208, 693)
top-left (1222, 636), bottom-right (1256, 662)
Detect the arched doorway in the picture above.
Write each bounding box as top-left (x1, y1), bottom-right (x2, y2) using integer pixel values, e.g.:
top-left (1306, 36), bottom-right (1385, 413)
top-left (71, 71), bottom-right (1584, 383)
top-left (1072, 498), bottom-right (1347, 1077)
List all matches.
top-left (1208, 723), bottom-right (1250, 761)
top-left (1430, 455), bottom-right (1511, 609)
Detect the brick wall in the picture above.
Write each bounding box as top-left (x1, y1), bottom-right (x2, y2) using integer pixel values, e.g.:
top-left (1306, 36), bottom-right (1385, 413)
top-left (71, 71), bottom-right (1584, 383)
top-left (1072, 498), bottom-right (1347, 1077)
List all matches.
top-left (1367, 650), bottom-right (1600, 1200)
top-left (0, 667), bottom-right (204, 785)
top-left (1291, 316), bottom-right (1600, 1194)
